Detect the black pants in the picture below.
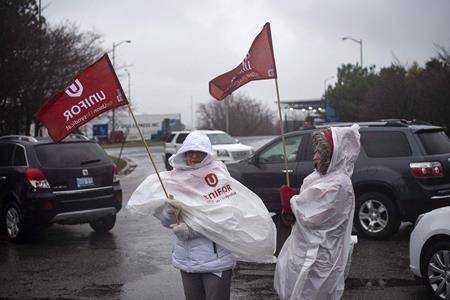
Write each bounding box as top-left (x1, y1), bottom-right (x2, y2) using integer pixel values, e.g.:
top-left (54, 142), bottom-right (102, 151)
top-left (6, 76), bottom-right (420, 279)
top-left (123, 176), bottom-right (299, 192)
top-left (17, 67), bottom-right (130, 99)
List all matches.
top-left (180, 269), bottom-right (232, 300)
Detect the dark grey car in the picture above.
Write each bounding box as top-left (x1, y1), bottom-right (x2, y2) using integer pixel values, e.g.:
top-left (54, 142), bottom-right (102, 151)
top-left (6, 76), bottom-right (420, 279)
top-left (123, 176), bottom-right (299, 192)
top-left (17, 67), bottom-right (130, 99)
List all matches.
top-left (227, 121), bottom-right (450, 239)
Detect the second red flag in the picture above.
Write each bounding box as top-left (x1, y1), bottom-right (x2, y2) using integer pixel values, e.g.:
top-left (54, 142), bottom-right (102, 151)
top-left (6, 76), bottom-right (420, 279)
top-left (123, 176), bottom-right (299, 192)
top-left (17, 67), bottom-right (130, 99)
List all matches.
top-left (209, 22), bottom-right (277, 101)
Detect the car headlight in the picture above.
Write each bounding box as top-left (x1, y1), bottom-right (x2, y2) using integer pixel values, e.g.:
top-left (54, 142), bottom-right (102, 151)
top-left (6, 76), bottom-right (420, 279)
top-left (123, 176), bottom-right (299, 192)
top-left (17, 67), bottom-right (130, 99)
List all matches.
top-left (216, 150), bottom-right (229, 157)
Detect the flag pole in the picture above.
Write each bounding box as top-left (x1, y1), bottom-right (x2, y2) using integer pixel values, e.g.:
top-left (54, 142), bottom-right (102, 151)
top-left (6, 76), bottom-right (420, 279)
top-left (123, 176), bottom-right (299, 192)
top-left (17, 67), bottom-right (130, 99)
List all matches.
top-left (116, 132), bottom-right (128, 171)
top-left (274, 78), bottom-right (290, 187)
top-left (126, 103), bottom-right (169, 198)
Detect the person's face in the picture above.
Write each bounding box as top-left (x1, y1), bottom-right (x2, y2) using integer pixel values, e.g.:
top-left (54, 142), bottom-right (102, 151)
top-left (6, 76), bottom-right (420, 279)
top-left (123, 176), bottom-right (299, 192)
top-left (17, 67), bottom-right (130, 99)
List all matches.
top-left (313, 149), bottom-right (322, 171)
top-left (185, 151), bottom-right (207, 166)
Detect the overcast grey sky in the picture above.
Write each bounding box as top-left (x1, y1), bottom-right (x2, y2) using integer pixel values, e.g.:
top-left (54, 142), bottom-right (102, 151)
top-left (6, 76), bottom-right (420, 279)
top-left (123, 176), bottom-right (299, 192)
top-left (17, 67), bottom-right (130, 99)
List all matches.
top-left (45, 0), bottom-right (450, 128)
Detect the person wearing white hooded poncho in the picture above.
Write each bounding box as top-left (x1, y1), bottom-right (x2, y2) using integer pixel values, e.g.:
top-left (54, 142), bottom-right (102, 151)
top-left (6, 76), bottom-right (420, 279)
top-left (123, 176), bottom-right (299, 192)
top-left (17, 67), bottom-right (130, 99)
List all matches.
top-left (127, 131), bottom-right (276, 300)
top-left (274, 124), bottom-right (361, 300)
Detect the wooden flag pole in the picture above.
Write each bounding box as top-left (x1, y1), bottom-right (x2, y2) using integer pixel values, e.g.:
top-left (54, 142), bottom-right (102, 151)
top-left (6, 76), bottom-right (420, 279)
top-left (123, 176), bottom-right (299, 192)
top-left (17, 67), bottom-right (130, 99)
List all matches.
top-left (274, 78), bottom-right (290, 187)
top-left (115, 133), bottom-right (127, 170)
top-left (126, 103), bottom-right (169, 198)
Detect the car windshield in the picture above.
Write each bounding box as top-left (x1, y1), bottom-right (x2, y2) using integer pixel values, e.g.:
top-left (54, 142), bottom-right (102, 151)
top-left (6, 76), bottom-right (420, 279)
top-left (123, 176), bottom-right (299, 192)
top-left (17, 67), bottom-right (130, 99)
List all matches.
top-left (417, 130), bottom-right (450, 155)
top-left (206, 133), bottom-right (237, 145)
top-left (35, 142), bottom-right (110, 168)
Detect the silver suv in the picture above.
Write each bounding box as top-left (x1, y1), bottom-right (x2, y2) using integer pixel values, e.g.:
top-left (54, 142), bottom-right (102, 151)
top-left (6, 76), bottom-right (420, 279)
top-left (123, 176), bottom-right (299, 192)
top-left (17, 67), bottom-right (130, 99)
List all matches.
top-left (164, 130), bottom-right (254, 170)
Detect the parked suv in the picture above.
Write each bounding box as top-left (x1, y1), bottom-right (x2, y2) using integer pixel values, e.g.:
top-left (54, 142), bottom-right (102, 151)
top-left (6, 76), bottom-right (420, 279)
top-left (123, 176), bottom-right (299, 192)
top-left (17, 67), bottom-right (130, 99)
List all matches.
top-left (227, 121), bottom-right (450, 239)
top-left (164, 130), bottom-right (254, 170)
top-left (0, 135), bottom-right (122, 243)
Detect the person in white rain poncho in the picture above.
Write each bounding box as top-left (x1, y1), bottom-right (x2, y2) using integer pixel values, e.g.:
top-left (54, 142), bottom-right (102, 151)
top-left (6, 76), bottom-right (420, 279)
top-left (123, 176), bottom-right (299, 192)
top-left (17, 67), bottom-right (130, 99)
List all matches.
top-left (274, 124), bottom-right (361, 300)
top-left (127, 131), bottom-right (276, 300)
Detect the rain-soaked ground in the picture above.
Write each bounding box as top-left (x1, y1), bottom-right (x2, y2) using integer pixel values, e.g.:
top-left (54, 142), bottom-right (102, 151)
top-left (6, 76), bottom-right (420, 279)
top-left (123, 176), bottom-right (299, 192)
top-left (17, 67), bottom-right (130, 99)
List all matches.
top-left (0, 142), bottom-right (435, 299)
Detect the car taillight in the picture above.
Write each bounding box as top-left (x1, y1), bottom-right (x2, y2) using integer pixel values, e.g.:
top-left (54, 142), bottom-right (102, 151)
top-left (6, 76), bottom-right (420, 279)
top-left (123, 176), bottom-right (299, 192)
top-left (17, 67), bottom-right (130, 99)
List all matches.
top-left (409, 162), bottom-right (443, 177)
top-left (113, 164), bottom-right (120, 183)
top-left (26, 168), bottom-right (51, 189)
top-left (41, 201), bottom-right (53, 210)
top-left (115, 192), bottom-right (122, 202)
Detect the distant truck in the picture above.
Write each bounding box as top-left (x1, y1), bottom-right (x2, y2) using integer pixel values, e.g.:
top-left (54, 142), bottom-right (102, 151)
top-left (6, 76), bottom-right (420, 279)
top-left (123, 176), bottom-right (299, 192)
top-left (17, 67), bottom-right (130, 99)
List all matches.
top-left (164, 130), bottom-right (254, 170)
top-left (93, 124), bottom-right (126, 143)
top-left (151, 118), bottom-right (173, 142)
top-left (108, 130), bottom-right (126, 144)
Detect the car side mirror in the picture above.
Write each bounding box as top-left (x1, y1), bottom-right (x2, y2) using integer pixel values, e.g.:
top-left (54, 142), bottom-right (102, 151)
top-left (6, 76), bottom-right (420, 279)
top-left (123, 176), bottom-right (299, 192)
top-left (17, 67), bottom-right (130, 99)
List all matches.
top-left (249, 155), bottom-right (259, 166)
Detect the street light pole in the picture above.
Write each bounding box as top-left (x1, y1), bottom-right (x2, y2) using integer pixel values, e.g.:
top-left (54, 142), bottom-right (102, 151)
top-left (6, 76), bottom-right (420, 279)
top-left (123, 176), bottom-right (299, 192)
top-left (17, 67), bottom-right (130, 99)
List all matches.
top-left (111, 40), bottom-right (131, 134)
top-left (342, 36), bottom-right (363, 67)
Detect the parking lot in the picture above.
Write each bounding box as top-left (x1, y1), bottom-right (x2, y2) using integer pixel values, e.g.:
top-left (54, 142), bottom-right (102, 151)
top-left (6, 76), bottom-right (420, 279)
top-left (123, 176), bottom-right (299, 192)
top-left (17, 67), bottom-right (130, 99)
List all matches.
top-left (0, 143), bottom-right (435, 299)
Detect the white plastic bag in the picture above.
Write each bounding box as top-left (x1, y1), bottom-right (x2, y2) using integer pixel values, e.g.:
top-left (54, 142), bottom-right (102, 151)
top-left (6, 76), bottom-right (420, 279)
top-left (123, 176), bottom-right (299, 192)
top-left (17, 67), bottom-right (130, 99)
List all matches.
top-left (127, 161), bottom-right (276, 263)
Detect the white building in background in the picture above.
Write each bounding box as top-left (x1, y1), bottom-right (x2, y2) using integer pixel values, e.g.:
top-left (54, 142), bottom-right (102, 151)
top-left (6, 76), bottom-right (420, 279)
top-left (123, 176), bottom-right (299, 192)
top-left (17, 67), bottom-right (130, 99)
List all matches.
top-left (117, 113), bottom-right (183, 141)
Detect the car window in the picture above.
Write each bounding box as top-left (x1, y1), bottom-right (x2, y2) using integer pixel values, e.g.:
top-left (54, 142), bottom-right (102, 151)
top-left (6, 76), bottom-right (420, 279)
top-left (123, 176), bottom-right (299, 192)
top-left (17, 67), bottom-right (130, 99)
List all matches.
top-left (259, 135), bottom-right (302, 163)
top-left (166, 133), bottom-right (176, 143)
top-left (361, 131), bottom-right (411, 157)
top-left (305, 135), bottom-right (314, 161)
top-left (13, 146), bottom-right (27, 166)
top-left (417, 130), bottom-right (450, 155)
top-left (0, 144), bottom-right (14, 167)
top-left (35, 142), bottom-right (110, 168)
top-left (176, 133), bottom-right (189, 144)
top-left (206, 133), bottom-right (237, 145)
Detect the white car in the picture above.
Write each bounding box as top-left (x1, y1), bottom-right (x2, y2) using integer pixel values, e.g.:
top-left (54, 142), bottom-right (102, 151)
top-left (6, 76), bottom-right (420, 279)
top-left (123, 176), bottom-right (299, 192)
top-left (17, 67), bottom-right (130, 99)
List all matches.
top-left (409, 206), bottom-right (450, 299)
top-left (164, 130), bottom-right (254, 170)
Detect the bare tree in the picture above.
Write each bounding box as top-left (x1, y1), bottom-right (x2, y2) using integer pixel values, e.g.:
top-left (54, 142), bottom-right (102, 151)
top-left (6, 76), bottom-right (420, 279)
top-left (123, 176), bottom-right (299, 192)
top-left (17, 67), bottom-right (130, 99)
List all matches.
top-left (29, 24), bottom-right (104, 135)
top-left (0, 0), bottom-right (104, 136)
top-left (197, 94), bottom-right (277, 136)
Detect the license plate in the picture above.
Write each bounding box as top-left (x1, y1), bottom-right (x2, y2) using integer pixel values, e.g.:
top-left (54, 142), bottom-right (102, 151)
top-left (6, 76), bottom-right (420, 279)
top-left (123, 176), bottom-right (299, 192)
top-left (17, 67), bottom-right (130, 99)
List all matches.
top-left (76, 177), bottom-right (94, 188)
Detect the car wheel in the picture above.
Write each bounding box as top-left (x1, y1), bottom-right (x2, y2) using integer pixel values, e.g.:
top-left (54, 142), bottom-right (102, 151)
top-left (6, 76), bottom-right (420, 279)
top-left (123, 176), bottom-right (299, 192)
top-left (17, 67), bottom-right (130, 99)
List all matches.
top-left (3, 201), bottom-right (30, 243)
top-left (422, 240), bottom-right (450, 300)
top-left (89, 214), bottom-right (116, 233)
top-left (165, 154), bottom-right (173, 171)
top-left (354, 192), bottom-right (400, 239)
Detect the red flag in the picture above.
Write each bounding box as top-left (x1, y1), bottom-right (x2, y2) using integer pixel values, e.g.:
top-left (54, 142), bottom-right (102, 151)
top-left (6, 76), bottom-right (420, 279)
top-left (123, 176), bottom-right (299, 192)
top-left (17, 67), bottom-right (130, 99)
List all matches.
top-left (36, 54), bottom-right (128, 142)
top-left (209, 22), bottom-right (277, 100)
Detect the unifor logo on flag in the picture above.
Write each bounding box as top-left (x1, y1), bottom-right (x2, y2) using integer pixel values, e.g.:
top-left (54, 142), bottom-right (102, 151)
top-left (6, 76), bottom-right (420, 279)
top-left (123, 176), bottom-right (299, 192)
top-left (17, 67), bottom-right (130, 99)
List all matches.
top-left (36, 54), bottom-right (128, 142)
top-left (65, 79), bottom-right (83, 97)
top-left (209, 22), bottom-right (277, 100)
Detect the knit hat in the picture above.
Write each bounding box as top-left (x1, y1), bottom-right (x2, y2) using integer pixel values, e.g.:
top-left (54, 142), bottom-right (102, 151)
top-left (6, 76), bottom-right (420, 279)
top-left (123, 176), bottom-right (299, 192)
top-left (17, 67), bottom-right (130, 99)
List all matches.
top-left (323, 128), bottom-right (334, 160)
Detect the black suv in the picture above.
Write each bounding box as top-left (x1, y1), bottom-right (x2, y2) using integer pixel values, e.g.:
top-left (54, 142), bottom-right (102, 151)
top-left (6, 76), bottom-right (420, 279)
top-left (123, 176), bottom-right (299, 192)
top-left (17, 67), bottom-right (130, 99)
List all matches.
top-left (0, 135), bottom-right (122, 243)
top-left (227, 121), bottom-right (450, 239)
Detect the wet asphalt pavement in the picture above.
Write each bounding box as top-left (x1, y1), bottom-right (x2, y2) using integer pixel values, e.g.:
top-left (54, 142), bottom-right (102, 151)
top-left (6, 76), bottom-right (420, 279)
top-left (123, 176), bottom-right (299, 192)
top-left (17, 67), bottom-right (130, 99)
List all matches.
top-left (0, 141), bottom-right (435, 299)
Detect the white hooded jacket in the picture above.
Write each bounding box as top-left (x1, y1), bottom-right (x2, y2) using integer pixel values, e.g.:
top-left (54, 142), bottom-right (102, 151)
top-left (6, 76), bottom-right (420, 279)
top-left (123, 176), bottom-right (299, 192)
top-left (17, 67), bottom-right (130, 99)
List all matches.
top-left (274, 124), bottom-right (361, 300)
top-left (127, 131), bottom-right (276, 271)
top-left (163, 131), bottom-right (235, 273)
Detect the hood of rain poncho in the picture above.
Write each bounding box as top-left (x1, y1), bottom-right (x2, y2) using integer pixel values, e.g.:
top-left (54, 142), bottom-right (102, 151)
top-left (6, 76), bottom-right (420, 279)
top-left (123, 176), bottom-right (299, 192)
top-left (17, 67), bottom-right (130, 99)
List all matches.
top-left (168, 131), bottom-right (216, 170)
top-left (327, 124), bottom-right (361, 176)
top-left (274, 124), bottom-right (361, 300)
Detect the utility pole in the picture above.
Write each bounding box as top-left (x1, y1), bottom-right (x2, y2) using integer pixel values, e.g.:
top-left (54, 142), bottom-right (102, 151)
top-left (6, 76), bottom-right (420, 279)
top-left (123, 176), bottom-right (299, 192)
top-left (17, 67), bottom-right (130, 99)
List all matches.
top-left (111, 40), bottom-right (131, 134)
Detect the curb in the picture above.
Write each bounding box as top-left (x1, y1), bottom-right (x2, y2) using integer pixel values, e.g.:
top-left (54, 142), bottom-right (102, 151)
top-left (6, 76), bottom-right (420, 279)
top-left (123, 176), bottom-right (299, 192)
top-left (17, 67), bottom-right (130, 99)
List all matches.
top-left (120, 158), bottom-right (137, 175)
